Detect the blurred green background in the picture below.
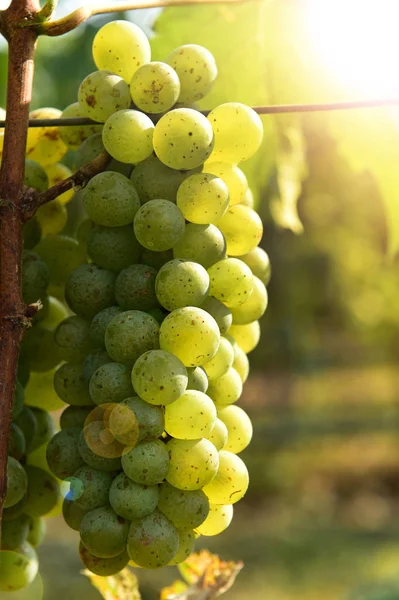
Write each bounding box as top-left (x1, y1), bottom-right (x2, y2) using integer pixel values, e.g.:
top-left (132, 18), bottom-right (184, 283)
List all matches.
top-left (3, 0), bottom-right (399, 598)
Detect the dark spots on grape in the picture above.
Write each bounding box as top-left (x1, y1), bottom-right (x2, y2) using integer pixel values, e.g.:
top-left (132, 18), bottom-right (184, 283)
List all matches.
top-left (86, 95), bottom-right (97, 107)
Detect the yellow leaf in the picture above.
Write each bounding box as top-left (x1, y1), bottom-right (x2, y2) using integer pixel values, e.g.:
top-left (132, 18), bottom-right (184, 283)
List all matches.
top-left (83, 567), bottom-right (141, 600)
top-left (160, 580), bottom-right (188, 600)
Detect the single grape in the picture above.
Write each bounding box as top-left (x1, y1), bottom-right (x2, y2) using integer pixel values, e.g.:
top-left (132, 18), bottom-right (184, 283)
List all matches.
top-left (63, 498), bottom-right (88, 531)
top-left (46, 427), bottom-right (85, 480)
top-left (89, 362), bottom-right (134, 405)
top-left (54, 316), bottom-right (93, 363)
top-left (173, 223), bottom-right (226, 269)
top-left (65, 264), bottom-right (116, 319)
top-left (207, 418), bottom-right (228, 451)
top-left (134, 199), bottom-right (185, 251)
top-left (113, 396), bottom-right (164, 443)
top-left (155, 259), bottom-right (210, 311)
top-left (82, 171), bottom-right (140, 227)
top-left (60, 406), bottom-right (93, 430)
top-left (2, 498), bottom-right (27, 522)
top-left (29, 408), bottom-right (55, 451)
top-left (230, 276), bottom-right (268, 324)
top-left (24, 466), bottom-right (60, 517)
top-left (127, 509), bottom-right (179, 568)
top-left (187, 367), bottom-right (208, 393)
top-left (110, 472), bottom-right (159, 520)
top-left (92, 20), bottom-right (151, 83)
top-left (8, 424), bottom-right (26, 462)
top-left (53, 362), bottom-right (93, 406)
top-left (169, 529), bottom-right (195, 565)
top-left (59, 102), bottom-right (102, 150)
top-left (45, 162), bottom-right (75, 205)
top-left (122, 439), bottom-right (169, 486)
top-left (75, 133), bottom-right (105, 170)
top-left (105, 403), bottom-right (140, 448)
top-left (105, 310), bottom-right (159, 365)
top-left (165, 390), bottom-right (217, 439)
top-left (103, 109), bottom-right (154, 164)
top-left (232, 345), bottom-right (249, 383)
top-left (158, 482), bottom-right (209, 530)
top-left (78, 422), bottom-right (122, 471)
top-left (27, 516), bottom-right (46, 547)
top-left (115, 264), bottom-right (158, 311)
top-left (238, 246), bottom-right (271, 285)
top-left (228, 321), bottom-right (261, 353)
top-left (21, 251), bottom-right (49, 305)
top-left (24, 159), bottom-right (48, 192)
top-left (166, 438), bottom-right (219, 490)
top-left (89, 306), bottom-right (123, 348)
top-left (166, 45), bottom-right (217, 103)
top-left (204, 162), bottom-right (248, 206)
top-left (241, 187), bottom-right (254, 207)
top-left (70, 465), bottom-right (113, 511)
top-left (130, 61), bottom-right (180, 113)
top-left (79, 541), bottom-right (129, 576)
top-left (207, 102), bottom-right (263, 163)
top-left (80, 505), bottom-right (129, 558)
top-left (218, 405), bottom-right (253, 454)
top-left (207, 367), bottom-right (243, 407)
top-left (153, 108), bottom-right (214, 170)
top-left (196, 503), bottom-right (233, 536)
top-left (203, 337), bottom-right (234, 380)
top-left (217, 205), bottom-right (263, 256)
top-left (159, 306), bottom-right (220, 367)
top-left (78, 70), bottom-right (131, 122)
top-left (34, 235), bottom-right (86, 285)
top-left (177, 173), bottom-right (229, 224)
top-left (4, 458), bottom-right (27, 509)
top-left (27, 107), bottom-right (68, 166)
top-left (208, 258), bottom-right (254, 308)
top-left (131, 349), bottom-right (187, 406)
top-left (0, 544), bottom-right (38, 592)
top-left (82, 349), bottom-right (112, 382)
top-left (200, 296), bottom-right (232, 334)
top-left (88, 225), bottom-right (141, 272)
top-left (202, 450), bottom-right (249, 504)
top-left (1, 515), bottom-right (30, 550)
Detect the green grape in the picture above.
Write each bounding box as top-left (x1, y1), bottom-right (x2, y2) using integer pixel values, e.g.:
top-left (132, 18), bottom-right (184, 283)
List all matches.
top-left (105, 310), bottom-right (159, 365)
top-left (166, 45), bottom-right (217, 103)
top-left (228, 321), bottom-right (261, 353)
top-left (27, 107), bottom-right (68, 166)
top-left (46, 428), bottom-right (85, 480)
top-left (153, 108), bottom-right (214, 170)
top-left (29, 408), bottom-right (56, 451)
top-left (70, 465), bottom-right (113, 511)
top-left (187, 367), bottom-right (208, 393)
top-left (34, 235), bottom-right (86, 285)
top-left (92, 20), bottom-right (151, 83)
top-left (21, 326), bottom-right (60, 373)
top-left (131, 349), bottom-right (187, 406)
top-left (89, 306), bottom-right (123, 348)
top-left (45, 162), bottom-right (75, 205)
top-left (78, 424), bottom-right (122, 471)
top-left (165, 390), bottom-right (217, 439)
top-left (203, 337), bottom-right (234, 380)
top-left (27, 516), bottom-right (46, 547)
top-left (23, 218), bottom-right (42, 250)
top-left (80, 505), bottom-right (129, 558)
top-left (4, 458), bottom-right (27, 509)
top-left (1, 515), bottom-right (30, 550)
top-left (78, 70), bottom-right (131, 122)
top-left (41, 296), bottom-right (69, 329)
top-left (217, 205), bottom-right (263, 256)
top-left (130, 61), bottom-right (180, 113)
top-left (53, 362), bottom-right (93, 406)
top-left (155, 259), bottom-right (209, 311)
top-left (15, 408), bottom-right (36, 453)
top-left (89, 362), bottom-right (134, 405)
top-left (65, 264), bottom-right (116, 319)
top-left (134, 199), bottom-right (185, 251)
top-left (127, 509), bottom-right (179, 568)
top-left (103, 109), bottom-right (154, 164)
top-left (82, 171), bottom-right (140, 227)
top-left (158, 482), bottom-right (209, 530)
top-left (2, 498), bottom-right (27, 522)
top-left (173, 223), bottom-right (226, 269)
top-left (196, 503), bottom-right (233, 536)
top-left (24, 368), bottom-right (64, 412)
top-left (202, 450), bottom-right (249, 504)
top-left (122, 439), bottom-right (169, 485)
top-left (238, 247), bottom-right (271, 285)
top-left (0, 543), bottom-right (38, 592)
top-left (24, 466), bottom-right (59, 517)
top-left (204, 162), bottom-right (248, 206)
top-left (130, 154), bottom-right (200, 203)
top-left (115, 264), bottom-right (158, 311)
top-left (60, 406), bottom-right (93, 430)
top-left (113, 396), bottom-right (164, 443)
top-left (54, 316), bottom-right (93, 363)
top-left (159, 307), bottom-right (220, 367)
top-left (169, 529), bottom-right (195, 565)
top-left (207, 418), bottom-right (228, 451)
top-left (82, 349), bottom-right (112, 382)
top-left (208, 258), bottom-right (253, 308)
top-left (207, 102), bottom-right (263, 163)
top-left (79, 541), bottom-right (129, 576)
top-left (200, 296), bottom-right (232, 334)
top-left (63, 498), bottom-right (88, 531)
top-left (17, 359), bottom-right (30, 388)
top-left (59, 102), bottom-right (102, 150)
top-left (8, 424), bottom-right (26, 462)
top-left (207, 367), bottom-right (242, 407)
top-left (240, 188), bottom-right (254, 208)
top-left (166, 438), bottom-right (219, 491)
top-left (75, 133), bottom-right (105, 170)
top-left (24, 159), bottom-right (48, 192)
top-left (12, 380), bottom-right (24, 420)
top-left (230, 276), bottom-right (267, 325)
top-left (110, 472), bottom-right (159, 520)
top-left (177, 173), bottom-right (229, 224)
top-left (232, 345), bottom-right (249, 383)
top-left (218, 405), bottom-right (252, 454)
top-left (21, 252), bottom-right (49, 305)
top-left (106, 402), bottom-right (139, 448)
top-left (36, 199), bottom-right (67, 236)
top-left (88, 225), bottom-right (141, 272)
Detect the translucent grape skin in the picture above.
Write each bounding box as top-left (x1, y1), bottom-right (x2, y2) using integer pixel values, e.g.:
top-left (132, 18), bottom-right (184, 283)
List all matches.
top-left (89, 362), bottom-right (133, 405)
top-left (105, 310), bottom-right (160, 365)
top-left (65, 264), bottom-right (116, 319)
top-left (169, 529), bottom-right (196, 565)
top-left (27, 107), bottom-right (68, 166)
top-left (239, 247), bottom-right (272, 286)
top-left (80, 505), bottom-right (129, 558)
top-left (200, 296), bottom-right (232, 334)
top-left (59, 102), bottom-right (102, 150)
top-left (92, 20), bottom-right (151, 84)
top-left (134, 199), bottom-right (185, 252)
top-left (232, 345), bottom-right (250, 383)
top-left (166, 438), bottom-right (219, 491)
top-left (159, 307), bottom-right (220, 368)
top-left (187, 366), bottom-right (208, 393)
top-left (122, 439), bottom-right (170, 486)
top-left (196, 503), bottom-right (233, 536)
top-left (0, 543), bottom-right (39, 592)
top-left (207, 418), bottom-right (228, 451)
top-left (208, 258), bottom-right (254, 308)
top-left (204, 161), bottom-right (248, 206)
top-left (216, 205), bottom-right (263, 256)
top-left (131, 349), bottom-right (188, 406)
top-left (78, 70), bottom-right (131, 122)
top-left (166, 44), bottom-right (217, 103)
top-left (153, 108), bottom-right (214, 170)
top-left (177, 173), bottom-right (229, 224)
top-left (173, 223), bottom-right (227, 269)
top-left (155, 259), bottom-right (210, 311)
top-left (24, 159), bottom-right (48, 192)
top-left (127, 509), bottom-right (179, 568)
top-left (102, 109), bottom-right (154, 164)
top-left (109, 472), bottom-right (159, 520)
top-left (115, 264), bottom-right (158, 311)
top-left (45, 163), bottom-right (75, 205)
top-left (164, 390), bottom-right (217, 439)
top-left (202, 450), bottom-right (249, 505)
top-left (207, 367), bottom-right (243, 407)
top-left (218, 405), bottom-right (253, 454)
top-left (130, 61), bottom-right (180, 114)
top-left (228, 321), bottom-right (261, 353)
top-left (79, 541), bottom-right (129, 576)
top-left (158, 482), bottom-right (209, 530)
top-left (203, 336), bottom-right (235, 380)
top-left (82, 171), bottom-right (141, 227)
top-left (230, 276), bottom-right (268, 324)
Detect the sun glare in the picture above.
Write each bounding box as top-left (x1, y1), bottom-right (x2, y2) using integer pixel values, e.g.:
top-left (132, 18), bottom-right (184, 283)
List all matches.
top-left (305, 0), bottom-right (399, 96)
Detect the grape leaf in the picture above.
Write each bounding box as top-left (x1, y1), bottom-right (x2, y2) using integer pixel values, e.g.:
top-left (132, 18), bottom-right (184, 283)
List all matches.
top-left (176, 550), bottom-right (243, 598)
top-left (83, 568), bottom-right (141, 600)
top-left (160, 580), bottom-right (188, 600)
